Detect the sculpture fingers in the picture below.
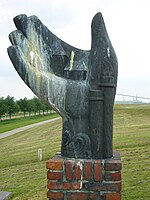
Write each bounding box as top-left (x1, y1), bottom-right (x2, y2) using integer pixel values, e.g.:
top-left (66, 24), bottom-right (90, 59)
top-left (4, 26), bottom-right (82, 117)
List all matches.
top-left (7, 45), bottom-right (46, 96)
top-left (9, 23), bottom-right (51, 74)
top-left (13, 14), bottom-right (28, 37)
top-left (91, 12), bottom-right (110, 50)
top-left (7, 44), bottom-right (68, 116)
top-left (13, 14), bottom-right (89, 78)
top-left (8, 18), bottom-right (82, 116)
top-left (88, 12), bottom-right (118, 90)
top-left (9, 30), bottom-right (29, 58)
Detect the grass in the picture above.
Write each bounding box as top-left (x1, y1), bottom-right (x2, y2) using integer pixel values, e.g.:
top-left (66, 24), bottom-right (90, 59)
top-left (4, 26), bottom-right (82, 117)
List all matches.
top-left (0, 119), bottom-right (62, 200)
top-left (0, 113), bottom-right (58, 134)
top-left (0, 104), bottom-right (150, 199)
top-left (113, 104), bottom-right (150, 199)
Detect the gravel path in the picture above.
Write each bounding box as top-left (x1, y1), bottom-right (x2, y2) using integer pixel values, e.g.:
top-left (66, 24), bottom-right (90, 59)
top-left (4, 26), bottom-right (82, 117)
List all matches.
top-left (0, 117), bottom-right (61, 139)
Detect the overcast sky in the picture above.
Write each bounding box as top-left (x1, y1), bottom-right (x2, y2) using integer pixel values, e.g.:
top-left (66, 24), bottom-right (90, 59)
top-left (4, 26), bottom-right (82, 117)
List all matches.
top-left (0, 0), bottom-right (150, 101)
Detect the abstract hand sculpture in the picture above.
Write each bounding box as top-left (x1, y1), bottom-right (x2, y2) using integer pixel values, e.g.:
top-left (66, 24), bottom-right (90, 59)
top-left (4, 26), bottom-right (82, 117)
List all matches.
top-left (8, 13), bottom-right (118, 159)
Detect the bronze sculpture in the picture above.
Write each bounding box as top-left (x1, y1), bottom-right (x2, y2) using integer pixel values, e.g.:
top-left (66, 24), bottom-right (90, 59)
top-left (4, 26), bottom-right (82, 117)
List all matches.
top-left (8, 13), bottom-right (118, 159)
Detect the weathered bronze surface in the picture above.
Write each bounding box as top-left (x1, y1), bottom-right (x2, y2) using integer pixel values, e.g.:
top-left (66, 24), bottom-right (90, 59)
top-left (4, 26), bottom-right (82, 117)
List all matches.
top-left (8, 13), bottom-right (118, 159)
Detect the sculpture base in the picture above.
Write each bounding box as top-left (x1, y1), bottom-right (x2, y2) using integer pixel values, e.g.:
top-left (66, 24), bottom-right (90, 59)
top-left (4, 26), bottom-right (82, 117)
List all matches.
top-left (46, 151), bottom-right (121, 200)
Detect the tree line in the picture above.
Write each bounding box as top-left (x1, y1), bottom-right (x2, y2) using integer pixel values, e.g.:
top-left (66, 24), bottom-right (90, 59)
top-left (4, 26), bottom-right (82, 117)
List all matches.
top-left (0, 96), bottom-right (53, 120)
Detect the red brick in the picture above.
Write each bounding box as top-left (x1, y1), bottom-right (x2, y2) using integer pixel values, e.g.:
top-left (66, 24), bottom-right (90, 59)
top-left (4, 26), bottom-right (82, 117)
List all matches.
top-left (47, 191), bottom-right (64, 200)
top-left (83, 161), bottom-right (92, 180)
top-left (48, 181), bottom-right (71, 190)
top-left (75, 161), bottom-right (82, 180)
top-left (104, 159), bottom-right (122, 171)
top-left (86, 182), bottom-right (121, 192)
top-left (46, 159), bottom-right (63, 170)
top-left (67, 192), bottom-right (98, 200)
top-left (65, 160), bottom-right (75, 180)
top-left (94, 160), bottom-right (102, 181)
top-left (104, 172), bottom-right (121, 181)
top-left (47, 181), bottom-right (80, 190)
top-left (46, 153), bottom-right (122, 199)
top-left (71, 182), bottom-right (81, 190)
top-left (47, 171), bottom-right (63, 180)
top-left (103, 193), bottom-right (121, 200)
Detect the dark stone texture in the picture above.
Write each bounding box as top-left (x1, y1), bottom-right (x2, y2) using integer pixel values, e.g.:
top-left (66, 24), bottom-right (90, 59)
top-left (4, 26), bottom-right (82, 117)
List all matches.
top-left (8, 12), bottom-right (118, 159)
top-left (0, 192), bottom-right (12, 200)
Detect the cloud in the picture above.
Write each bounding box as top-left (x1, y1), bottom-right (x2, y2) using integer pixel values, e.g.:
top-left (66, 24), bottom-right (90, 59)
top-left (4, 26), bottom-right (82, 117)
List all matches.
top-left (0, 76), bottom-right (34, 99)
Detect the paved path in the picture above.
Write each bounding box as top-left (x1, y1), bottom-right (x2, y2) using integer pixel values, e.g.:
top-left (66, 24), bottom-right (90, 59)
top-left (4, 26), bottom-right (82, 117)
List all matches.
top-left (0, 117), bottom-right (61, 139)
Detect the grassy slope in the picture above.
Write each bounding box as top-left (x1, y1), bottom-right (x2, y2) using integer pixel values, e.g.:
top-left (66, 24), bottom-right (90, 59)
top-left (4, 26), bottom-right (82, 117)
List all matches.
top-left (0, 119), bottom-right (62, 200)
top-left (0, 104), bottom-right (150, 200)
top-left (0, 113), bottom-right (58, 134)
top-left (113, 104), bottom-right (150, 199)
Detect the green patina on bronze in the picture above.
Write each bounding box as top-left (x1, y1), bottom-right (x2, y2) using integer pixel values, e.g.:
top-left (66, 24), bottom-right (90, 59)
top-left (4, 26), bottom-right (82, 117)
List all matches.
top-left (8, 13), bottom-right (118, 159)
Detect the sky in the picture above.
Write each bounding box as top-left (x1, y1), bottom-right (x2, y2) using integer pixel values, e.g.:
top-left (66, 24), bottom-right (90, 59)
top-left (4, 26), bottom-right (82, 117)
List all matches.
top-left (0, 0), bottom-right (150, 102)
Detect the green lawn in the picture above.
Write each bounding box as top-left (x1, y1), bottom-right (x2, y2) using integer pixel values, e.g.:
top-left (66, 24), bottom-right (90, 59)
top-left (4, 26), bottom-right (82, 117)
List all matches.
top-left (113, 104), bottom-right (150, 199)
top-left (0, 104), bottom-right (150, 200)
top-left (0, 113), bottom-right (58, 134)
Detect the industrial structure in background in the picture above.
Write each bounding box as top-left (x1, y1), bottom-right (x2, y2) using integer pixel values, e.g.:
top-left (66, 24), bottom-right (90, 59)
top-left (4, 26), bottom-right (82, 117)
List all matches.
top-left (115, 94), bottom-right (150, 104)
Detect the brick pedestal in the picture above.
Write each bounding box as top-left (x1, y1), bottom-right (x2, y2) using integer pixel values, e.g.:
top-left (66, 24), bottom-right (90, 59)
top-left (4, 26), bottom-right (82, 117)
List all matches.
top-left (46, 151), bottom-right (121, 200)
